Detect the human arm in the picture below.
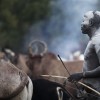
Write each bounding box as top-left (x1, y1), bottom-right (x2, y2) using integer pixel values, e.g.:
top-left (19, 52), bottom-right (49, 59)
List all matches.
top-left (68, 41), bottom-right (100, 82)
top-left (68, 67), bottom-right (100, 82)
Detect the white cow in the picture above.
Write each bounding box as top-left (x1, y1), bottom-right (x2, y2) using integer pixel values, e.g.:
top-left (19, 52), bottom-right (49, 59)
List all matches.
top-left (0, 60), bottom-right (33, 100)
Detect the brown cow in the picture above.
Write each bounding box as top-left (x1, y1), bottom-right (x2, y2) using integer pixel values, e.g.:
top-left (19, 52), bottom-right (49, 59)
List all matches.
top-left (26, 38), bottom-right (84, 97)
top-left (26, 52), bottom-right (83, 82)
top-left (26, 52), bottom-right (84, 98)
top-left (26, 40), bottom-right (83, 81)
top-left (14, 53), bottom-right (32, 77)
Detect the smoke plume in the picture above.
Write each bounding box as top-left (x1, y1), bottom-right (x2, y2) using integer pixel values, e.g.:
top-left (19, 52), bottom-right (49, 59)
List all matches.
top-left (23, 0), bottom-right (98, 59)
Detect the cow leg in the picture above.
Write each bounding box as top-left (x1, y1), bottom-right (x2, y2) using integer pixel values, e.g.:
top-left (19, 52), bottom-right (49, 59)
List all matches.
top-left (11, 77), bottom-right (33, 100)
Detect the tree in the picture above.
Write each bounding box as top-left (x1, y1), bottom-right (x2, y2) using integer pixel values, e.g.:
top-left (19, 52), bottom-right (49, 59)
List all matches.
top-left (0, 0), bottom-right (50, 50)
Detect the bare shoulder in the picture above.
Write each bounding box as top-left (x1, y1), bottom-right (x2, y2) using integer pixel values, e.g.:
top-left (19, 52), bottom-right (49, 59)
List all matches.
top-left (92, 34), bottom-right (100, 45)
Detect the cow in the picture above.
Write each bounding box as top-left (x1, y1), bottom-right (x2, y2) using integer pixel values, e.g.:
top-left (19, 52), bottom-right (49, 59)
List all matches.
top-left (0, 59), bottom-right (33, 100)
top-left (1, 41), bottom-right (83, 83)
top-left (14, 53), bottom-right (33, 77)
top-left (1, 42), bottom-right (83, 83)
top-left (31, 78), bottom-right (77, 100)
top-left (26, 39), bottom-right (84, 98)
top-left (26, 40), bottom-right (83, 83)
top-left (0, 41), bottom-right (85, 99)
top-left (3, 52), bottom-right (83, 100)
top-left (25, 52), bottom-right (84, 98)
top-left (0, 47), bottom-right (32, 77)
top-left (26, 52), bottom-right (83, 83)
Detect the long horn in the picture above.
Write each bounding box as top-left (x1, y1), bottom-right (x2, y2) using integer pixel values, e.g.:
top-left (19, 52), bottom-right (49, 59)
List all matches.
top-left (40, 75), bottom-right (100, 96)
top-left (28, 40), bottom-right (48, 56)
top-left (78, 82), bottom-right (100, 96)
top-left (40, 75), bottom-right (67, 79)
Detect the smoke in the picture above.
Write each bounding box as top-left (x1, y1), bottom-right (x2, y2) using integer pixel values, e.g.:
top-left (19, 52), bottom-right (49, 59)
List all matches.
top-left (23, 0), bottom-right (98, 59)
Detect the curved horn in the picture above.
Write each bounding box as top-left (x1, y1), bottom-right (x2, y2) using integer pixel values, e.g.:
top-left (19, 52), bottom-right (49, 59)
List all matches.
top-left (28, 40), bottom-right (48, 56)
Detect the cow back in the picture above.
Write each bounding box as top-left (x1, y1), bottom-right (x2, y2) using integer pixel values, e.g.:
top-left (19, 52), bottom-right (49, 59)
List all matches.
top-left (0, 60), bottom-right (28, 99)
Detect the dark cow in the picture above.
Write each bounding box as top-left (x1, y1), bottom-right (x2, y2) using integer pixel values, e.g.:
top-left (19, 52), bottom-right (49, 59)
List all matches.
top-left (32, 78), bottom-right (77, 100)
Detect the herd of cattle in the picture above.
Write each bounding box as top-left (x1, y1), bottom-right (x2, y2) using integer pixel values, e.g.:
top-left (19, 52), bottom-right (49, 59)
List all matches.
top-left (0, 45), bottom-right (84, 100)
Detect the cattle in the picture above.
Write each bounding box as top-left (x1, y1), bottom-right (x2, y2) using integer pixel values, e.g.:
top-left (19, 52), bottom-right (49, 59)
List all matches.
top-left (27, 40), bottom-right (83, 82)
top-left (0, 48), bottom-right (32, 77)
top-left (1, 44), bottom-right (83, 88)
top-left (26, 52), bottom-right (83, 83)
top-left (31, 78), bottom-right (90, 100)
top-left (0, 59), bottom-right (33, 100)
top-left (0, 49), bottom-right (81, 100)
top-left (31, 78), bottom-right (77, 100)
top-left (1, 41), bottom-right (83, 83)
top-left (25, 50), bottom-right (84, 98)
top-left (14, 53), bottom-right (33, 77)
top-left (25, 51), bottom-right (83, 98)
top-left (0, 41), bottom-right (85, 99)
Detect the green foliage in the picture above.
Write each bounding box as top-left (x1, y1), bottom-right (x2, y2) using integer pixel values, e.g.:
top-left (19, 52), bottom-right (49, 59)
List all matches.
top-left (0, 0), bottom-right (50, 49)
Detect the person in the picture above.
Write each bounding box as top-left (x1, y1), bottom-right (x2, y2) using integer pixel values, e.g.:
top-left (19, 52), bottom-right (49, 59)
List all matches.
top-left (67, 11), bottom-right (100, 99)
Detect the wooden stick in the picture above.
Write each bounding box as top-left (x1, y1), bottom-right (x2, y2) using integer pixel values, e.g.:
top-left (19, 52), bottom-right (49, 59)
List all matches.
top-left (78, 82), bottom-right (100, 96)
top-left (40, 75), bottom-right (67, 79)
top-left (40, 74), bottom-right (100, 96)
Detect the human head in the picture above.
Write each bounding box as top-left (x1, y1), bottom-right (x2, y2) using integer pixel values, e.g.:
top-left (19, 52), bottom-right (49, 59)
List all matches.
top-left (81, 11), bottom-right (100, 34)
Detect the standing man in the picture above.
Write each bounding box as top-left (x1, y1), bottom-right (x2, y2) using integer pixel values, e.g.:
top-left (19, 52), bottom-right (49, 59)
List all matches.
top-left (68, 11), bottom-right (100, 100)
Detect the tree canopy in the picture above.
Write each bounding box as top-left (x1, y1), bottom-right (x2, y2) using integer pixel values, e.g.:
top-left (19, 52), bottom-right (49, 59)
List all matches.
top-left (0, 0), bottom-right (50, 50)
